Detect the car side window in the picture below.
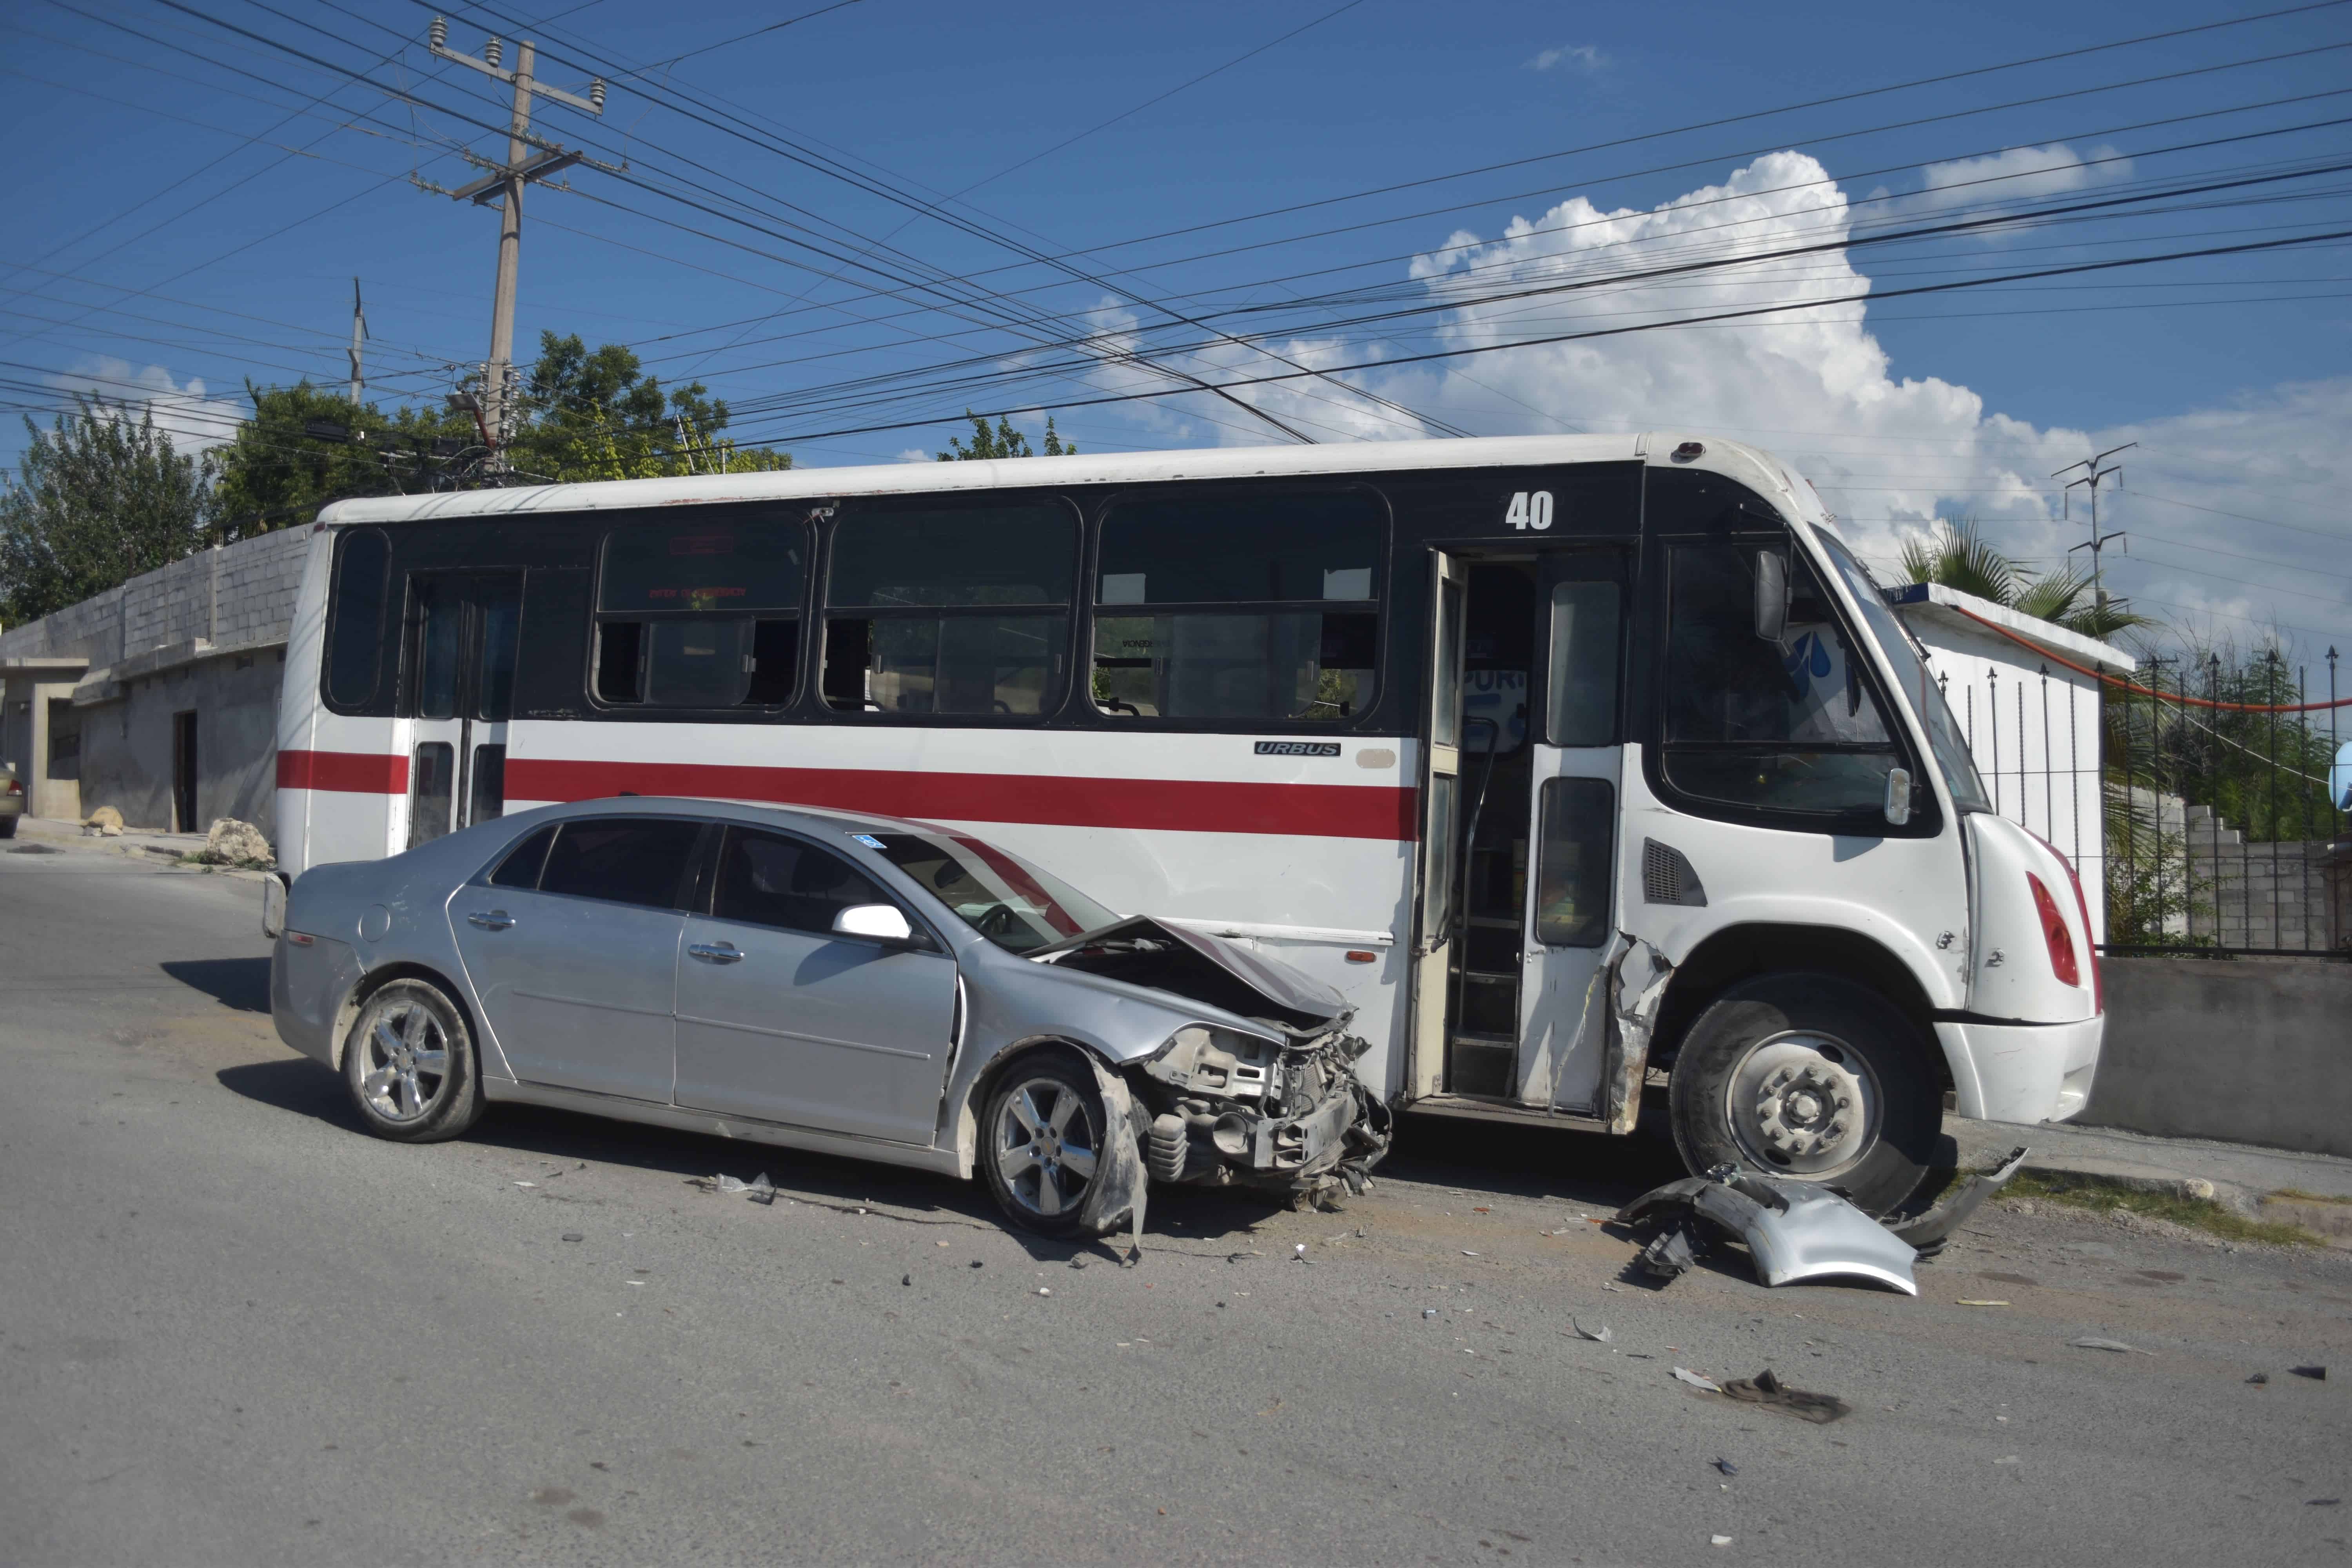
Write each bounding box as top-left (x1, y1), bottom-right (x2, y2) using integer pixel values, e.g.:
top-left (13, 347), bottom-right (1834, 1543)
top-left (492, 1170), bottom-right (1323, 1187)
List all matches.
top-left (713, 829), bottom-right (891, 937)
top-left (488, 824), bottom-right (556, 888)
top-left (536, 818), bottom-right (702, 909)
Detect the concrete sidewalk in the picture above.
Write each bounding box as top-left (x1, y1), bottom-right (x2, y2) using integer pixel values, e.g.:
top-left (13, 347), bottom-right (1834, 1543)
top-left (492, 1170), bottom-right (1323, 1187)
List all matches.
top-left (9, 814), bottom-right (215, 864)
top-left (1951, 1113), bottom-right (2352, 1238)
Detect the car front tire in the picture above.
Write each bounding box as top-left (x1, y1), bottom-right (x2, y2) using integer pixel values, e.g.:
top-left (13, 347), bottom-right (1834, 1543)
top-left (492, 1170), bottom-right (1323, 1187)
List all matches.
top-left (342, 978), bottom-right (485, 1143)
top-left (979, 1051), bottom-right (1107, 1239)
top-left (1666, 971), bottom-right (1938, 1216)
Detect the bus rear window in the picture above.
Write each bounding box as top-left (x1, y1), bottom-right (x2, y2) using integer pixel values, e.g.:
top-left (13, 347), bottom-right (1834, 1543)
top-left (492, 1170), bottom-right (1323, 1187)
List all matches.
top-left (1093, 492), bottom-right (1381, 723)
top-left (325, 529), bottom-right (390, 709)
top-left (594, 518), bottom-right (805, 710)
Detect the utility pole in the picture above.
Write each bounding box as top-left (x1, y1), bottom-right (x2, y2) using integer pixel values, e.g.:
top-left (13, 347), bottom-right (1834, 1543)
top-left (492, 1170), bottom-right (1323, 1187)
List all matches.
top-left (419, 18), bottom-right (609, 470)
top-left (2054, 441), bottom-right (2136, 610)
top-left (347, 278), bottom-right (366, 404)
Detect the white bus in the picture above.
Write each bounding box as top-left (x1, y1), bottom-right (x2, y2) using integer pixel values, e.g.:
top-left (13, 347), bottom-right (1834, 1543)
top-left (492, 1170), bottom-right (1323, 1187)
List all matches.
top-left (274, 432), bottom-right (2102, 1212)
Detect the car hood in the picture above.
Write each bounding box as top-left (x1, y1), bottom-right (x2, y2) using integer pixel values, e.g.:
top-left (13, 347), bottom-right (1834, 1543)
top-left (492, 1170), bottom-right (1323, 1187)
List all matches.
top-left (1027, 916), bottom-right (1351, 1030)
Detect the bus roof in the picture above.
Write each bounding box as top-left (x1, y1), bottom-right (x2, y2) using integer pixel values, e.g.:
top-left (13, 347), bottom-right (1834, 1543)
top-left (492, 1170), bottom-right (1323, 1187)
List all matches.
top-left (312, 431), bottom-right (1812, 528)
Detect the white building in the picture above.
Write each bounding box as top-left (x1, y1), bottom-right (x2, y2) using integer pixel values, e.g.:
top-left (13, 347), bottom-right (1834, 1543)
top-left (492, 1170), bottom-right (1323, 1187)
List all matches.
top-left (1887, 583), bottom-right (2138, 945)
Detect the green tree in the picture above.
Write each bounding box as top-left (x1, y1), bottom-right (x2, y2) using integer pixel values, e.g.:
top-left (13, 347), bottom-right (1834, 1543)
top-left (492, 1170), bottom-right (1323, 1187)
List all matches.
top-left (937, 409), bottom-right (1075, 461)
top-left (0, 396), bottom-right (214, 626)
top-left (514, 332), bottom-right (789, 481)
top-left (210, 382), bottom-right (476, 537)
top-left (1897, 518), bottom-right (2149, 639)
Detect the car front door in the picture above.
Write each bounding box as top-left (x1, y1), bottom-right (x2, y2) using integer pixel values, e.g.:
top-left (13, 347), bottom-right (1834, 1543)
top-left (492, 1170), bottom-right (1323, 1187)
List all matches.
top-left (674, 826), bottom-right (957, 1145)
top-left (449, 815), bottom-right (702, 1101)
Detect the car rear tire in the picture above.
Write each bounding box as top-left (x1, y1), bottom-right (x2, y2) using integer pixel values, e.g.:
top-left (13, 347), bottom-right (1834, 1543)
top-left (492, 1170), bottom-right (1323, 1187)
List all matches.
top-left (1666, 971), bottom-right (1938, 1216)
top-left (342, 978), bottom-right (484, 1143)
top-left (980, 1052), bottom-right (1106, 1239)
top-left (0, 817), bottom-right (16, 839)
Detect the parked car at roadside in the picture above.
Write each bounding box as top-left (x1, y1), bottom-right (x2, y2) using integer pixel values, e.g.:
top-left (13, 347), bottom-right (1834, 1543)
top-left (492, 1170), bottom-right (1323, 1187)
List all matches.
top-left (268, 797), bottom-right (1391, 1235)
top-left (0, 760), bottom-right (22, 837)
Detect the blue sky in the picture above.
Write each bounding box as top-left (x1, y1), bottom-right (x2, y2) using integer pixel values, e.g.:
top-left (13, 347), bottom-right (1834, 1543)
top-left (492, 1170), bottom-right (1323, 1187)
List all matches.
top-left (4, 0), bottom-right (2350, 666)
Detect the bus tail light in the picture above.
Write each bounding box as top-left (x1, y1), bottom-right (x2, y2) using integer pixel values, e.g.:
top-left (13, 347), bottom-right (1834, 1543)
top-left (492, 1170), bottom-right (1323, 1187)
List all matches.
top-left (2025, 873), bottom-right (2078, 989)
top-left (2057, 853), bottom-right (2103, 1013)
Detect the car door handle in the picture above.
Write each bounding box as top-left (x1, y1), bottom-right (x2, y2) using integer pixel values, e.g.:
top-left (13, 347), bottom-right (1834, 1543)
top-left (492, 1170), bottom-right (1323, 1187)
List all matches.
top-left (688, 941), bottom-right (744, 964)
top-left (466, 910), bottom-right (516, 931)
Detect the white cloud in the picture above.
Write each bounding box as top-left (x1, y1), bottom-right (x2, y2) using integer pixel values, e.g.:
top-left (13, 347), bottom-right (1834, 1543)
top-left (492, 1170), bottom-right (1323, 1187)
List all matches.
top-left (45, 356), bottom-right (246, 454)
top-left (1875, 142), bottom-right (2132, 228)
top-left (1525, 44), bottom-right (1602, 73)
top-left (1139, 149), bottom-right (2348, 659)
top-left (895, 446), bottom-right (933, 463)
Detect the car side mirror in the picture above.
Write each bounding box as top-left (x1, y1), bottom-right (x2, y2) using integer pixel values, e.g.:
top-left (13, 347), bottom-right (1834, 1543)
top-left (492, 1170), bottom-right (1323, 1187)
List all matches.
top-left (1884, 766), bottom-right (1913, 828)
top-left (1754, 551), bottom-right (1790, 644)
top-left (833, 902), bottom-right (922, 946)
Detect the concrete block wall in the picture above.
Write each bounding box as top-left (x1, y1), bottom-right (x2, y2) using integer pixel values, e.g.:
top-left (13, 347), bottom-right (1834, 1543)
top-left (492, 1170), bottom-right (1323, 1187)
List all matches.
top-left (2080, 956), bottom-right (2352, 1157)
top-left (0, 583), bottom-right (128, 664)
top-left (0, 528), bottom-right (310, 842)
top-left (0, 527), bottom-right (310, 664)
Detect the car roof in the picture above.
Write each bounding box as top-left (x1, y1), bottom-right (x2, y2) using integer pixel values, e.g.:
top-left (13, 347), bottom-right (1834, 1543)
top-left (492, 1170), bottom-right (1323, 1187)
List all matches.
top-left (523, 794), bottom-right (946, 841)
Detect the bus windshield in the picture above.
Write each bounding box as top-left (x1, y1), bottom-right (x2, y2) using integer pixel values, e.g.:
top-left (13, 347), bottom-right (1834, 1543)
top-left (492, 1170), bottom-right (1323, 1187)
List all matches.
top-left (867, 831), bottom-right (1122, 953)
top-left (1813, 533), bottom-right (1993, 814)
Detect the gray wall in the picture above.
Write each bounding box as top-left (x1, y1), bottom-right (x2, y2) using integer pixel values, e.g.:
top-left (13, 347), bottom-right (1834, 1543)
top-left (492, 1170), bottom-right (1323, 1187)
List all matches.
top-left (0, 528), bottom-right (310, 844)
top-left (0, 528), bottom-right (311, 663)
top-left (76, 648), bottom-right (288, 842)
top-left (2082, 956), bottom-right (2352, 1157)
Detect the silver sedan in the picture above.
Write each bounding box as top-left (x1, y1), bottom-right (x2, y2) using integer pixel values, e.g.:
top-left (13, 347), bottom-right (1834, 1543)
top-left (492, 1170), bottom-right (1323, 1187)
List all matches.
top-left (269, 797), bottom-right (1390, 1236)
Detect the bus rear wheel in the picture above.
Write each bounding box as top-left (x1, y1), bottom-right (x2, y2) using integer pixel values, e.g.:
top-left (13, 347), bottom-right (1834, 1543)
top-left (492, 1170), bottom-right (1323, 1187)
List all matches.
top-left (1666, 972), bottom-right (1938, 1216)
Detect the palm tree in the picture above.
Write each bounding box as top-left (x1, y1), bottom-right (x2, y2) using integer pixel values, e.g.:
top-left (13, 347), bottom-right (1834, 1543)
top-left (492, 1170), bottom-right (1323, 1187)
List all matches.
top-left (1897, 519), bottom-right (2149, 639)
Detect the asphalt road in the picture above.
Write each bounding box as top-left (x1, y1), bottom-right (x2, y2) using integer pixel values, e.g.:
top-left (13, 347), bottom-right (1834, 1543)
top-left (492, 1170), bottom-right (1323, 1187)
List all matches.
top-left (4, 842), bottom-right (2348, 1566)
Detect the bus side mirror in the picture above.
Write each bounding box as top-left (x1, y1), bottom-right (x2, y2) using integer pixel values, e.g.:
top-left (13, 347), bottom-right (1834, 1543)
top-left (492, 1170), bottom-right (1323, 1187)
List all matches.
top-left (1884, 766), bottom-right (1913, 828)
top-left (1754, 552), bottom-right (1789, 644)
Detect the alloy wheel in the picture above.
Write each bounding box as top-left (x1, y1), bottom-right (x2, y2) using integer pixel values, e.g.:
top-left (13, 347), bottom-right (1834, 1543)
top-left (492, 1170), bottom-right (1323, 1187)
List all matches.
top-left (992, 1076), bottom-right (1100, 1221)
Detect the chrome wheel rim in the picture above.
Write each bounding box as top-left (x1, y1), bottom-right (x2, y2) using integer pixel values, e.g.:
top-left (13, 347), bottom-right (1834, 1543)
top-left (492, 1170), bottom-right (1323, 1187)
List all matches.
top-left (1724, 1030), bottom-right (1881, 1177)
top-left (993, 1077), bottom-right (1098, 1221)
top-left (357, 1000), bottom-right (452, 1124)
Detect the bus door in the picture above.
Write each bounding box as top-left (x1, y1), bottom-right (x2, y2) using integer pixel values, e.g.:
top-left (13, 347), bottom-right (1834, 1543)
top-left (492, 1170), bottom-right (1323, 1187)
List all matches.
top-left (401, 571), bottom-right (522, 850)
top-left (1409, 552), bottom-right (1469, 1100)
top-left (1510, 550), bottom-right (1628, 1115)
top-left (1417, 548), bottom-right (1628, 1115)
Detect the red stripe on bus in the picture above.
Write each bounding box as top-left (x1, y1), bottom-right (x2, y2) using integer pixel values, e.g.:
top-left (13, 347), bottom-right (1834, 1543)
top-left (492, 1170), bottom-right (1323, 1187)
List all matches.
top-left (277, 748), bottom-right (410, 793)
top-left (504, 758), bottom-right (1418, 841)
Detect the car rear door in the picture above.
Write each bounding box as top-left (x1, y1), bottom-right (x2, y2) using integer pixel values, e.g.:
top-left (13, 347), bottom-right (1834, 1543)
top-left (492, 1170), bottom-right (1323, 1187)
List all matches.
top-left (450, 815), bottom-right (702, 1102)
top-left (674, 826), bottom-right (957, 1144)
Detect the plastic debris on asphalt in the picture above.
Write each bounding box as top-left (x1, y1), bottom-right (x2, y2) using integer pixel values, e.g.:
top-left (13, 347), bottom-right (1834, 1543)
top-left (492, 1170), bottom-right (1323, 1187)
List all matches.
top-left (561, 1232), bottom-right (583, 1243)
top-left (2069, 1337), bottom-right (2152, 1354)
top-left (2248, 1372), bottom-right (2269, 1385)
top-left (2294, 1365), bottom-right (2328, 1380)
top-left (1719, 1368), bottom-right (1851, 1424)
top-left (1711, 1458), bottom-right (1738, 1477)
top-left (1639, 1228), bottom-right (1697, 1280)
top-left (1673, 1367), bottom-right (1722, 1392)
top-left (1568, 1317), bottom-right (1612, 1343)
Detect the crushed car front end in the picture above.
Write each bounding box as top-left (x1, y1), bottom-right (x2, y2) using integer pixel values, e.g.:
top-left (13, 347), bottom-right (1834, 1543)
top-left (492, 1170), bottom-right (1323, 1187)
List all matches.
top-left (1026, 916), bottom-right (1393, 1205)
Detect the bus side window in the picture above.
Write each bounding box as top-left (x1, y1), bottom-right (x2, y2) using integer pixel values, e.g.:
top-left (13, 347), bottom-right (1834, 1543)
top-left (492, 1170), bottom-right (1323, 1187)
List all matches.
top-left (821, 504), bottom-right (1076, 718)
top-left (325, 529), bottom-right (391, 710)
top-left (1092, 491), bottom-right (1382, 724)
top-left (593, 517), bottom-right (805, 710)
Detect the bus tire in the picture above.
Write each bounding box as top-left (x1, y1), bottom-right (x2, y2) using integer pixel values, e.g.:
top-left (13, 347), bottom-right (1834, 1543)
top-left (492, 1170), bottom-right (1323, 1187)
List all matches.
top-left (1666, 971), bottom-right (1937, 1216)
top-left (342, 978), bottom-right (485, 1143)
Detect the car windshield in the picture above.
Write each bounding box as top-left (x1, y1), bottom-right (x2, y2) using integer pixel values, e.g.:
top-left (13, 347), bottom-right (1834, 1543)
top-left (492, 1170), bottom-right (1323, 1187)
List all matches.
top-left (1814, 532), bottom-right (1993, 814)
top-left (866, 831), bottom-right (1121, 954)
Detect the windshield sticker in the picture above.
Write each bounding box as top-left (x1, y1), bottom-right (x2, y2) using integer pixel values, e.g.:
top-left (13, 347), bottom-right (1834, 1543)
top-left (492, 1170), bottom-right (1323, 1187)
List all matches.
top-left (852, 833), bottom-right (886, 849)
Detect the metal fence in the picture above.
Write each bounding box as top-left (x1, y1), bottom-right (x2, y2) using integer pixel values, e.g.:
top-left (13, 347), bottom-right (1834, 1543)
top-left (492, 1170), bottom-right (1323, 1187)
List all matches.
top-left (2100, 650), bottom-right (2348, 958)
